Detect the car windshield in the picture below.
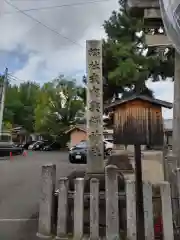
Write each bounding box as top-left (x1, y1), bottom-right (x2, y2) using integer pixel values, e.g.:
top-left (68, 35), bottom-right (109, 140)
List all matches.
top-left (75, 141), bottom-right (87, 149)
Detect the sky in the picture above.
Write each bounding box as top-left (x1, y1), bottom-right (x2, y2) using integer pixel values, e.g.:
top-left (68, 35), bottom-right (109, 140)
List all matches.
top-left (0, 0), bottom-right (174, 119)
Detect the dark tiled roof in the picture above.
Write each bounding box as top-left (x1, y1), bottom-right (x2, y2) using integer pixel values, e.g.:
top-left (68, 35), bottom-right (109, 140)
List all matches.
top-left (104, 95), bottom-right (173, 110)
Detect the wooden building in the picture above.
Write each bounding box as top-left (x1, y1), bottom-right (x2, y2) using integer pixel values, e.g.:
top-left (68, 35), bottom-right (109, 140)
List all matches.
top-left (104, 95), bottom-right (172, 146)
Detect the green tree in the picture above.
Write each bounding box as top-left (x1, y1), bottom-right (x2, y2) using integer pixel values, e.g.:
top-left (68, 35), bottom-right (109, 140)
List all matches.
top-left (83, 0), bottom-right (173, 102)
top-left (4, 81), bottom-right (40, 132)
top-left (102, 3), bottom-right (157, 100)
top-left (34, 75), bottom-right (85, 136)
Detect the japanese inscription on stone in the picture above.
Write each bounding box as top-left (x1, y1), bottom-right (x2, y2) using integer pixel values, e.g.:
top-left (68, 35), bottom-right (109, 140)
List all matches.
top-left (86, 40), bottom-right (104, 172)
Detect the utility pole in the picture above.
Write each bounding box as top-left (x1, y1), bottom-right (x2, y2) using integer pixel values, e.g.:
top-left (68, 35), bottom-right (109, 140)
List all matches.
top-left (0, 68), bottom-right (8, 134)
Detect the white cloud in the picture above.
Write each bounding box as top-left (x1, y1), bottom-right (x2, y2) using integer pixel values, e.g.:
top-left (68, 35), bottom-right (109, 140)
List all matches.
top-left (0, 0), bottom-right (119, 81)
top-left (15, 53), bottom-right (44, 81)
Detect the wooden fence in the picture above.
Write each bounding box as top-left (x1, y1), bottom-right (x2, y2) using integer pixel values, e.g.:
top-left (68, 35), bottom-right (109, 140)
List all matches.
top-left (37, 164), bottom-right (174, 239)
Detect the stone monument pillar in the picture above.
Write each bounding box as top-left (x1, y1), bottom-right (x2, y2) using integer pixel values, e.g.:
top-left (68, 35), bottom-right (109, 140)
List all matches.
top-left (86, 40), bottom-right (104, 173)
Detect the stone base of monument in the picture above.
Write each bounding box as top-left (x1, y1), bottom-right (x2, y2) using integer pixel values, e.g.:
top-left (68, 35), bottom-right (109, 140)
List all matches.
top-left (53, 153), bottom-right (134, 236)
top-left (106, 153), bottom-right (134, 174)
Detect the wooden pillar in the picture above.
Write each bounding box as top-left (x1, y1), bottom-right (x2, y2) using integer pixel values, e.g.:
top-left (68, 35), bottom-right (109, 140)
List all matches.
top-left (162, 144), bottom-right (169, 181)
top-left (86, 40), bottom-right (104, 173)
top-left (134, 144), bottom-right (145, 240)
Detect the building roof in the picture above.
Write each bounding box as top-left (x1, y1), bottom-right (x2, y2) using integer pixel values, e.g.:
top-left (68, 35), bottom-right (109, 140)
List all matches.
top-left (104, 95), bottom-right (173, 110)
top-left (11, 126), bottom-right (27, 135)
top-left (65, 124), bottom-right (86, 134)
top-left (65, 124), bottom-right (114, 134)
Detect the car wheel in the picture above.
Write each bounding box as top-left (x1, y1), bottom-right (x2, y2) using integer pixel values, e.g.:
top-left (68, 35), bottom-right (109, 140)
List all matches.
top-left (69, 156), bottom-right (73, 163)
top-left (69, 159), bottom-right (75, 163)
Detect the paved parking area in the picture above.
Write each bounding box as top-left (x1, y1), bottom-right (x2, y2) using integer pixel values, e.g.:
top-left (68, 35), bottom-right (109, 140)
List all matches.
top-left (0, 151), bottom-right (86, 240)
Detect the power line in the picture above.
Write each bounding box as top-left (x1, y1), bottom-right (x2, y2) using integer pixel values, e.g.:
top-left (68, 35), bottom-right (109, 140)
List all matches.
top-left (4, 0), bottom-right (111, 14)
top-left (5, 0), bottom-right (83, 48)
top-left (8, 73), bottom-right (29, 83)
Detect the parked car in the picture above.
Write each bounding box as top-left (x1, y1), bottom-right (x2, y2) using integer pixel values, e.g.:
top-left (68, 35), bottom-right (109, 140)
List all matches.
top-left (0, 144), bottom-right (23, 156)
top-left (28, 141), bottom-right (44, 150)
top-left (9, 145), bottom-right (24, 155)
top-left (69, 141), bottom-right (107, 164)
top-left (14, 142), bottom-right (21, 147)
top-left (69, 141), bottom-right (87, 163)
top-left (31, 140), bottom-right (50, 151)
top-left (43, 142), bottom-right (61, 151)
top-left (0, 133), bottom-right (23, 156)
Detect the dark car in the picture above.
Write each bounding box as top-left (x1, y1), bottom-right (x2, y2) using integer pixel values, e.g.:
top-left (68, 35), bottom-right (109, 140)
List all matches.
top-left (69, 141), bottom-right (87, 163)
top-left (9, 145), bottom-right (24, 155)
top-left (43, 142), bottom-right (61, 151)
top-left (69, 141), bottom-right (106, 164)
top-left (0, 144), bottom-right (23, 156)
top-left (32, 141), bottom-right (50, 151)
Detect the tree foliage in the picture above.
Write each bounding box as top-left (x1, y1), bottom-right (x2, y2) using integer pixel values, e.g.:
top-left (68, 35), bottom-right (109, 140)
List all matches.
top-left (34, 75), bottom-right (85, 135)
top-left (4, 82), bottom-right (40, 132)
top-left (3, 75), bottom-right (85, 137)
top-left (83, 0), bottom-right (174, 102)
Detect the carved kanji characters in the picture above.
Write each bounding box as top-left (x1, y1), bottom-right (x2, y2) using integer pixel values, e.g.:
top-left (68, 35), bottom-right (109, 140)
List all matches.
top-left (89, 60), bottom-right (100, 70)
top-left (88, 47), bottom-right (100, 57)
top-left (89, 72), bottom-right (100, 84)
top-left (89, 86), bottom-right (100, 98)
top-left (89, 115), bottom-right (101, 125)
top-left (89, 101), bottom-right (100, 112)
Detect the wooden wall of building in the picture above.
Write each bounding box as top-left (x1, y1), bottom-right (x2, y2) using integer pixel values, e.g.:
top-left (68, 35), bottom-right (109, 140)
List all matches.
top-left (113, 100), bottom-right (164, 145)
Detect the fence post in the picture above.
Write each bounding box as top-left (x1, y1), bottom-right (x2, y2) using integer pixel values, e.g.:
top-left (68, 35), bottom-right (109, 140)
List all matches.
top-left (73, 178), bottom-right (84, 240)
top-left (160, 181), bottom-right (174, 240)
top-left (56, 177), bottom-right (69, 239)
top-left (143, 182), bottom-right (154, 240)
top-left (90, 178), bottom-right (99, 240)
top-left (37, 164), bottom-right (56, 238)
top-left (126, 180), bottom-right (136, 240)
top-left (105, 165), bottom-right (120, 240)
